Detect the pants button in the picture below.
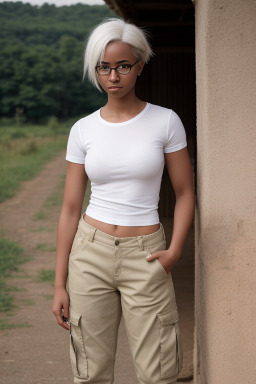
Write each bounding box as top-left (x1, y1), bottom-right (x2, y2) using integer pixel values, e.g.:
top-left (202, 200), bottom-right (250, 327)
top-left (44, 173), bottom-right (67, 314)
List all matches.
top-left (115, 239), bottom-right (119, 246)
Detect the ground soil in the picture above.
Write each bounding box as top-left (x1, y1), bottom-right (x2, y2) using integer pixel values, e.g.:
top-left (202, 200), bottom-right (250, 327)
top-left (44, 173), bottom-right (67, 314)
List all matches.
top-left (0, 151), bottom-right (194, 384)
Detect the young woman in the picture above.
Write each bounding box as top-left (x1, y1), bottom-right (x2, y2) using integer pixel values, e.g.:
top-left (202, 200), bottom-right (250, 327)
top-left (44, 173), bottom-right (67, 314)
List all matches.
top-left (52, 18), bottom-right (195, 384)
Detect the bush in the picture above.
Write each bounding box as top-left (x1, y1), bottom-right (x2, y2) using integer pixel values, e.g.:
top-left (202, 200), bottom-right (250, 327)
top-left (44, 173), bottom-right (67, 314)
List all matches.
top-left (20, 140), bottom-right (38, 155)
top-left (48, 116), bottom-right (60, 130)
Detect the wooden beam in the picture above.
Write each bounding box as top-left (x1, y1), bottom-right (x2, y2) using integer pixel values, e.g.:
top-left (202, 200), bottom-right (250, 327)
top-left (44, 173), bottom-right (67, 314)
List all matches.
top-left (139, 21), bottom-right (194, 27)
top-left (104, 0), bottom-right (127, 19)
top-left (135, 3), bottom-right (193, 11)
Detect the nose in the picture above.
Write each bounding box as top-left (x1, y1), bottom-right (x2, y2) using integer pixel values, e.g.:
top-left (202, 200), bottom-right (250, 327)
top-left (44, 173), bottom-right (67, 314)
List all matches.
top-left (109, 68), bottom-right (119, 82)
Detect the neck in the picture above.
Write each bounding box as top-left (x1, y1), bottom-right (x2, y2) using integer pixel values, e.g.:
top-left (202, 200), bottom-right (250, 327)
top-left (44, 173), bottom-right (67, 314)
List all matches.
top-left (106, 94), bottom-right (141, 109)
top-left (105, 91), bottom-right (143, 115)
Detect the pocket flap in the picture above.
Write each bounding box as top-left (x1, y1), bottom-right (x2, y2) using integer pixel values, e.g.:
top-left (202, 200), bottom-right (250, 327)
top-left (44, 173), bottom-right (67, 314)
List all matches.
top-left (157, 307), bottom-right (179, 325)
top-left (69, 308), bottom-right (81, 326)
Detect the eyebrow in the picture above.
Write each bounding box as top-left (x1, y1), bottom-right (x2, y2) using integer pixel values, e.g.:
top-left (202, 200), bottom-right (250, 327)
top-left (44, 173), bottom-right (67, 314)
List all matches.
top-left (101, 60), bottom-right (130, 64)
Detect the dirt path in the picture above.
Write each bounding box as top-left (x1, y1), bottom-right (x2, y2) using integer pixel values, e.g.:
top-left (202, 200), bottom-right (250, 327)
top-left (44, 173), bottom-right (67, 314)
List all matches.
top-left (0, 151), bottom-right (194, 384)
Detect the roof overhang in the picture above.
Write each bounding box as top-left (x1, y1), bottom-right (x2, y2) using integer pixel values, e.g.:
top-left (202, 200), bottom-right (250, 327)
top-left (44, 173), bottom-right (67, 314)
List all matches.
top-left (104, 0), bottom-right (195, 49)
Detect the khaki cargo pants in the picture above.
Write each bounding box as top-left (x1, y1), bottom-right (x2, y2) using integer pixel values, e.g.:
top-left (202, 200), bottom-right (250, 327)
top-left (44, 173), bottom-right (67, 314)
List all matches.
top-left (67, 217), bottom-right (183, 384)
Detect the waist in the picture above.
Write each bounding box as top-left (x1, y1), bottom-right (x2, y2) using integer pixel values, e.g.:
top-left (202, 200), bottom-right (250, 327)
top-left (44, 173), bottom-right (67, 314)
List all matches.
top-left (83, 214), bottom-right (160, 237)
top-left (80, 215), bottom-right (165, 246)
top-left (85, 200), bottom-right (160, 229)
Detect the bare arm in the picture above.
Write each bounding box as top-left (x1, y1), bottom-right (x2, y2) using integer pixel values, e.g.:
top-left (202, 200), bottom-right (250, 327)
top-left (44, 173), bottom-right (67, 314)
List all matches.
top-left (164, 147), bottom-right (195, 260)
top-left (52, 162), bottom-right (88, 330)
top-left (146, 147), bottom-right (195, 272)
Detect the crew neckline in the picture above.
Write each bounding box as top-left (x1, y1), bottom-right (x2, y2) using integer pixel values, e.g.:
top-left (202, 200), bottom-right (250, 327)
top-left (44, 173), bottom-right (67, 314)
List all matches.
top-left (97, 102), bottom-right (150, 126)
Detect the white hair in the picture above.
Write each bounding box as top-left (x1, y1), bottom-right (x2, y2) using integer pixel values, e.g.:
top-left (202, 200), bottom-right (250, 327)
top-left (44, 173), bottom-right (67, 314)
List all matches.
top-left (83, 18), bottom-right (154, 91)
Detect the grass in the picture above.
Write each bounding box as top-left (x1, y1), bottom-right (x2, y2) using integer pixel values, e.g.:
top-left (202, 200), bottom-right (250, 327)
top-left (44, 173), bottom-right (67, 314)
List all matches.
top-left (0, 319), bottom-right (32, 330)
top-left (32, 174), bottom-right (66, 222)
top-left (38, 269), bottom-right (55, 286)
top-left (20, 299), bottom-right (35, 306)
top-left (45, 174), bottom-right (65, 207)
top-left (0, 237), bottom-right (27, 313)
top-left (0, 122), bottom-right (69, 202)
top-left (33, 210), bottom-right (48, 220)
top-left (35, 243), bottom-right (56, 252)
top-left (44, 294), bottom-right (54, 300)
top-left (5, 286), bottom-right (27, 292)
top-left (30, 226), bottom-right (52, 232)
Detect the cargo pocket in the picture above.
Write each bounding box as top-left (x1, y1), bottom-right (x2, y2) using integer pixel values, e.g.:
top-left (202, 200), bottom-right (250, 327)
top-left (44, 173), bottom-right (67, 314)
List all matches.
top-left (157, 307), bottom-right (183, 379)
top-left (69, 308), bottom-right (88, 379)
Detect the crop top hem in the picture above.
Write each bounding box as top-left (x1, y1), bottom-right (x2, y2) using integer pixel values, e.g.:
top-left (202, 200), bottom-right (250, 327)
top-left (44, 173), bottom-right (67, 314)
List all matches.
top-left (84, 207), bottom-right (160, 226)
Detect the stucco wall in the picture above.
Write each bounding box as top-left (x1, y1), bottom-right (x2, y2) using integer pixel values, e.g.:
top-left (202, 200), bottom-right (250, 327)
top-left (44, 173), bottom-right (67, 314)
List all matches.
top-left (194, 0), bottom-right (256, 383)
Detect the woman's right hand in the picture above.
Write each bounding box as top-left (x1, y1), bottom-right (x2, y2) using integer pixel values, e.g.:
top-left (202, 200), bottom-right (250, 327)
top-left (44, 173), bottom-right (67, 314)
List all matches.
top-left (52, 287), bottom-right (70, 331)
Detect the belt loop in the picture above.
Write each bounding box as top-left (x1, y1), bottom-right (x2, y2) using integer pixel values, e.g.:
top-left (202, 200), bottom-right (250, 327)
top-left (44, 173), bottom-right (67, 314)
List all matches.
top-left (137, 236), bottom-right (144, 251)
top-left (87, 228), bottom-right (96, 243)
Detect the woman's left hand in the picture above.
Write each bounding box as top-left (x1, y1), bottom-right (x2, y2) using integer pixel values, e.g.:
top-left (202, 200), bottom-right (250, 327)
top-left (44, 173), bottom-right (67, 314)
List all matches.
top-left (145, 249), bottom-right (180, 274)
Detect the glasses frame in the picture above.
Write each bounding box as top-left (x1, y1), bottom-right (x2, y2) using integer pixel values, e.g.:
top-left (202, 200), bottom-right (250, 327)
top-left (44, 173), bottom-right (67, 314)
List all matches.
top-left (95, 60), bottom-right (139, 76)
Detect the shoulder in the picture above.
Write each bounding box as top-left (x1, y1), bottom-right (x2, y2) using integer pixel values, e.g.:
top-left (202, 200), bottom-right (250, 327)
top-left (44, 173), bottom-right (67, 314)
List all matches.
top-left (149, 103), bottom-right (183, 123)
top-left (147, 103), bottom-right (172, 117)
top-left (147, 103), bottom-right (181, 123)
top-left (72, 109), bottom-right (99, 130)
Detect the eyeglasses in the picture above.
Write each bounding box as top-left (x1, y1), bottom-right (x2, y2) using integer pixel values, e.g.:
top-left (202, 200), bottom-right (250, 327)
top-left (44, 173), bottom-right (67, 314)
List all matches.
top-left (95, 60), bottom-right (139, 76)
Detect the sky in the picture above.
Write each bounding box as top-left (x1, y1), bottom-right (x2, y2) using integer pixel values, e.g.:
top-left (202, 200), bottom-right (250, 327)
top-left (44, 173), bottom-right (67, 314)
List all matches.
top-left (0, 0), bottom-right (105, 5)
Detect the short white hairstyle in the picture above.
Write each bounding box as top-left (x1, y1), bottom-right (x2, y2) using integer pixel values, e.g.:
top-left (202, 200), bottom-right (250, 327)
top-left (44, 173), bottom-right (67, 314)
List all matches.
top-left (83, 18), bottom-right (154, 91)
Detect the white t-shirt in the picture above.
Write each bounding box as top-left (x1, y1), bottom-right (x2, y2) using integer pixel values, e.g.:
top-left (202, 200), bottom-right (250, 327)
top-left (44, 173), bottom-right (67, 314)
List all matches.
top-left (66, 102), bottom-right (187, 226)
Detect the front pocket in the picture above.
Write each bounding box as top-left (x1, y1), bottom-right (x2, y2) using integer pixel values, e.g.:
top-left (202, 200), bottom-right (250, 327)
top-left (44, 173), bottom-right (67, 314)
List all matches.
top-left (155, 258), bottom-right (168, 276)
top-left (70, 231), bottom-right (87, 256)
top-left (146, 240), bottom-right (168, 277)
top-left (69, 308), bottom-right (88, 379)
top-left (157, 307), bottom-right (183, 379)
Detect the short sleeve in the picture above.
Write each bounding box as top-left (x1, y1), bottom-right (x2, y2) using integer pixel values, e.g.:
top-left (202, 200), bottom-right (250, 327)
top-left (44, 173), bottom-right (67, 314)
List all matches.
top-left (164, 110), bottom-right (187, 153)
top-left (66, 120), bottom-right (85, 164)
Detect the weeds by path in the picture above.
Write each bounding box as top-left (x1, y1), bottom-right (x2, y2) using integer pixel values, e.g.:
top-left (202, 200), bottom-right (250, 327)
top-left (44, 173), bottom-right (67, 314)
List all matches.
top-left (0, 122), bottom-right (69, 202)
top-left (33, 174), bottom-right (91, 224)
top-left (0, 236), bottom-right (32, 329)
top-left (38, 269), bottom-right (55, 286)
top-left (32, 175), bottom-right (65, 222)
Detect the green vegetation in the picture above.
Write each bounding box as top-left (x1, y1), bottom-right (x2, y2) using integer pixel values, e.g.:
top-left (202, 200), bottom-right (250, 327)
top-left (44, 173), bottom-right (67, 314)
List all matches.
top-left (0, 122), bottom-right (68, 202)
top-left (0, 237), bottom-right (27, 312)
top-left (33, 210), bottom-right (48, 220)
top-left (44, 294), bottom-right (54, 301)
top-left (45, 175), bottom-right (65, 207)
top-left (33, 173), bottom-right (91, 222)
top-left (0, 2), bottom-right (115, 122)
top-left (38, 269), bottom-right (55, 286)
top-left (32, 174), bottom-right (65, 221)
top-left (20, 299), bottom-right (35, 306)
top-left (0, 319), bottom-right (32, 330)
top-left (31, 227), bottom-right (53, 232)
top-left (35, 244), bottom-right (56, 252)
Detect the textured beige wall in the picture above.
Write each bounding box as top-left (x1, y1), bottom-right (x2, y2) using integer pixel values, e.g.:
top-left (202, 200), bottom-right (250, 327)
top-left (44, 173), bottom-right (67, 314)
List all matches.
top-left (194, 0), bottom-right (256, 383)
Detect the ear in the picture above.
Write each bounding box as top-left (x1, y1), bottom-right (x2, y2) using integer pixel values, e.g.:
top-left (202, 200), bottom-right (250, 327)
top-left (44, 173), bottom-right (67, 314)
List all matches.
top-left (137, 61), bottom-right (145, 76)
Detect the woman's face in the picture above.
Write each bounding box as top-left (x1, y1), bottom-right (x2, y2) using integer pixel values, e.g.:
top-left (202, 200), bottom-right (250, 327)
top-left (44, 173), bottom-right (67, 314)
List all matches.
top-left (96, 41), bottom-right (144, 99)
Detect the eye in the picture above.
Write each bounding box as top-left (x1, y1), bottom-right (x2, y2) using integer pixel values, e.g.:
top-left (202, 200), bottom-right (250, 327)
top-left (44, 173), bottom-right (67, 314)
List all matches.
top-left (99, 65), bottom-right (109, 70)
top-left (118, 64), bottom-right (130, 69)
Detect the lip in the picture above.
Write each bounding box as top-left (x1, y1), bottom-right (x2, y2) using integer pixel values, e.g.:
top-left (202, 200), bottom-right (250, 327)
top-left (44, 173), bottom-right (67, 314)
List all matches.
top-left (108, 86), bottom-right (122, 91)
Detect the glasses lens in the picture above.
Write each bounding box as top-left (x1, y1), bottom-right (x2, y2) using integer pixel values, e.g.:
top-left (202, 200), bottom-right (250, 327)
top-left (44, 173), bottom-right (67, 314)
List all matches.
top-left (117, 65), bottom-right (130, 75)
top-left (97, 66), bottom-right (110, 75)
top-left (96, 64), bottom-right (132, 75)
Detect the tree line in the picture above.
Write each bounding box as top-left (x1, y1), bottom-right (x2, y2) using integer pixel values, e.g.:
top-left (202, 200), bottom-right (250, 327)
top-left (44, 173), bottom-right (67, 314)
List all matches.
top-left (0, 2), bottom-right (116, 123)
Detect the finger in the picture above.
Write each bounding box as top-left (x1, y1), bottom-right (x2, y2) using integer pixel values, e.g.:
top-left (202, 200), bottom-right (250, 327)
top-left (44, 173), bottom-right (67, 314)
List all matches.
top-left (146, 250), bottom-right (165, 262)
top-left (146, 252), bottom-right (158, 261)
top-left (56, 312), bottom-right (69, 331)
top-left (55, 312), bottom-right (65, 326)
top-left (62, 302), bottom-right (69, 321)
top-left (60, 321), bottom-right (70, 331)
